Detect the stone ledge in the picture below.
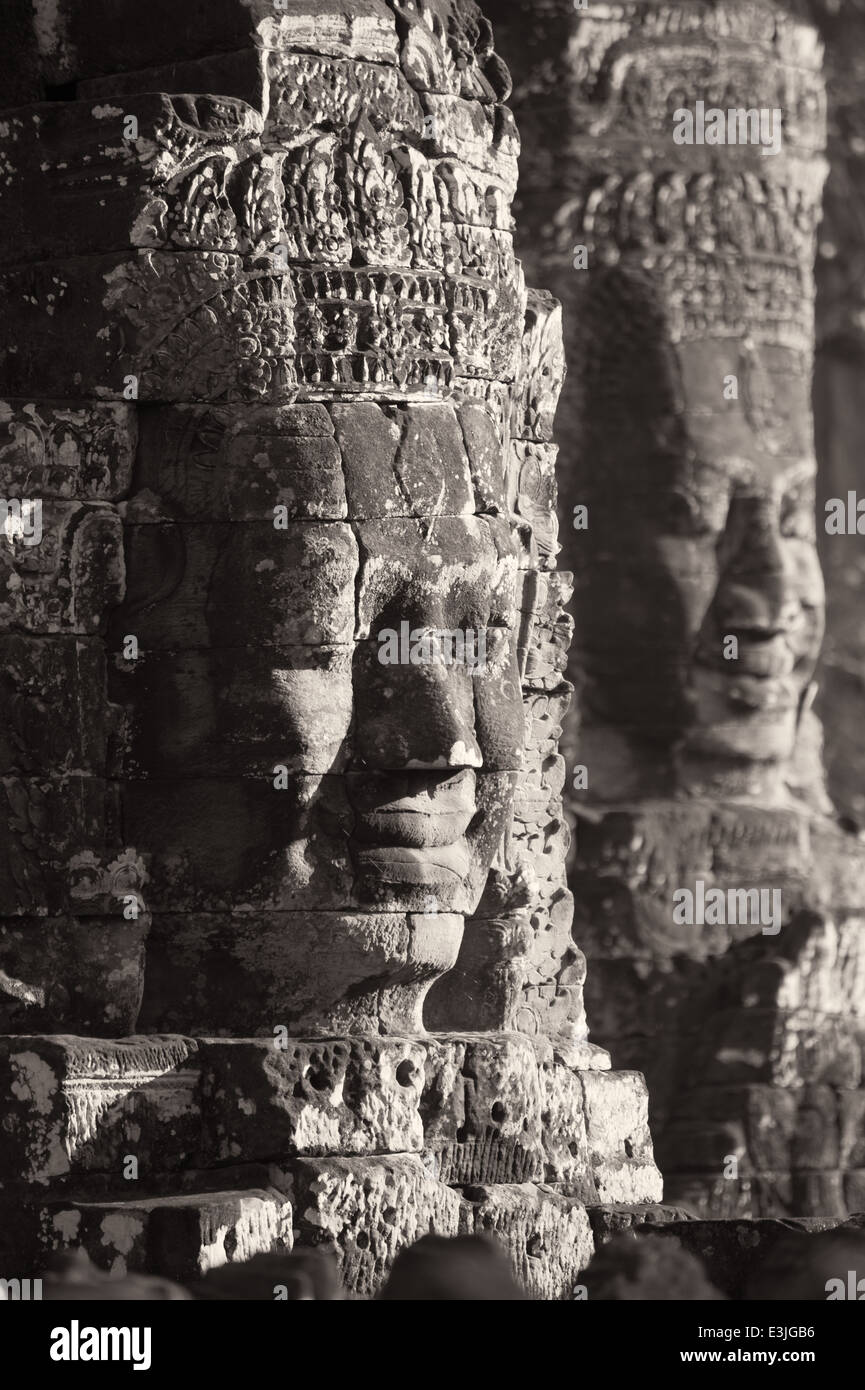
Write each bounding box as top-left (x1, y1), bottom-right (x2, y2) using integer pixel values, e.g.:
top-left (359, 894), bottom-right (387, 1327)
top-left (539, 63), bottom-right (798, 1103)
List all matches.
top-left (2, 1032), bottom-right (659, 1193)
top-left (0, 1188), bottom-right (292, 1284)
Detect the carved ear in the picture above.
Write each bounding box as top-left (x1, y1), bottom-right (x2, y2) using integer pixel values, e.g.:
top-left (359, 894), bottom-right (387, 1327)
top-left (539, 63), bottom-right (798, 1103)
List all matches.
top-left (475, 16), bottom-right (496, 61)
top-left (581, 266), bottom-right (686, 421)
top-left (118, 492), bottom-right (186, 617)
top-left (515, 569), bottom-right (540, 682)
top-left (64, 507), bottom-right (126, 630)
top-left (786, 686), bottom-right (833, 816)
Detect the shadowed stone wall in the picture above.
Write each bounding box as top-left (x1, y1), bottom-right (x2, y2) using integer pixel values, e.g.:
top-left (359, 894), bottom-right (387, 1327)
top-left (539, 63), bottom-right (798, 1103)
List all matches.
top-left (811, 0), bottom-right (865, 826)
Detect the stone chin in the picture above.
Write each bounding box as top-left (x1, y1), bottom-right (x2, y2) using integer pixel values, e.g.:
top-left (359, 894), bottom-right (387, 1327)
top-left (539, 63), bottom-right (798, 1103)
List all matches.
top-left (140, 908), bottom-right (467, 1037)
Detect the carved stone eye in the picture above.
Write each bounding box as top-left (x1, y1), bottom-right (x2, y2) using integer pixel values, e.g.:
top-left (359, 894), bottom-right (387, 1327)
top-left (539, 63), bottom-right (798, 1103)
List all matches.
top-left (661, 488), bottom-right (711, 537)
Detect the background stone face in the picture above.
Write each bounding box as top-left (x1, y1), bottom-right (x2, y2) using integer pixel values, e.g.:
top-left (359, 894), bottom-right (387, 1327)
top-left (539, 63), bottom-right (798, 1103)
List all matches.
top-left (485, 0), bottom-right (865, 1219)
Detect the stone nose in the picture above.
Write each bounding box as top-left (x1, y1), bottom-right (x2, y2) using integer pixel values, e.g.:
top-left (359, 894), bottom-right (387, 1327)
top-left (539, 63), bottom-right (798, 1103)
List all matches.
top-left (714, 498), bottom-right (801, 635)
top-left (390, 662), bottom-right (484, 770)
top-left (353, 647), bottom-right (484, 771)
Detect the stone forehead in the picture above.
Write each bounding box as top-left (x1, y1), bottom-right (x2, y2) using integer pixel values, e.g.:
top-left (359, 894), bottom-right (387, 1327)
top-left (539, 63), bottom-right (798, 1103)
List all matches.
top-left (580, 294), bottom-right (817, 469)
top-left (132, 400), bottom-right (509, 520)
top-left (585, 451), bottom-right (817, 500)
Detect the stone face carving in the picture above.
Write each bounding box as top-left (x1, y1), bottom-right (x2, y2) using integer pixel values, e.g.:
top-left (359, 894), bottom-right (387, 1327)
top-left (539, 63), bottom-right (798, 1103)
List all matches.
top-left (0, 0), bottom-right (661, 1295)
top-left (487, 0), bottom-right (865, 1221)
top-left (496, 0), bottom-right (830, 806)
top-left (574, 297), bottom-right (826, 802)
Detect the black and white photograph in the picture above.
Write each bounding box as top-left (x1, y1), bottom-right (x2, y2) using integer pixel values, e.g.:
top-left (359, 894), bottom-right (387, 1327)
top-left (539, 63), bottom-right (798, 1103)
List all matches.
top-left (0, 0), bottom-right (863, 1358)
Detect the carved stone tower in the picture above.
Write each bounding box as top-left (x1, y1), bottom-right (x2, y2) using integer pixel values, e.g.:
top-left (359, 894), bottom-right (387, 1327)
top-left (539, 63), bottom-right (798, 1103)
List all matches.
top-left (0, 0), bottom-right (660, 1297)
top-left (487, 0), bottom-right (865, 1220)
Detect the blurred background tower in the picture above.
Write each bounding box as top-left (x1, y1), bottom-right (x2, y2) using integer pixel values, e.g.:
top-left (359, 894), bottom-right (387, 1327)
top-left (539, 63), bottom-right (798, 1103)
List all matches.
top-left (486, 0), bottom-right (865, 1218)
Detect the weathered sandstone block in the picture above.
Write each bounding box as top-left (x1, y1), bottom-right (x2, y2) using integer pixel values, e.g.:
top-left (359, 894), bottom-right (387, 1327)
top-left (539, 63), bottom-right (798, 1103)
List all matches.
top-left (0, 1035), bottom-right (199, 1186)
top-left (288, 1154), bottom-right (462, 1297)
top-left (198, 1037), bottom-right (427, 1164)
top-left (581, 1071), bottom-right (663, 1205)
top-left (461, 1181), bottom-right (594, 1301)
top-left (27, 1190), bottom-right (292, 1282)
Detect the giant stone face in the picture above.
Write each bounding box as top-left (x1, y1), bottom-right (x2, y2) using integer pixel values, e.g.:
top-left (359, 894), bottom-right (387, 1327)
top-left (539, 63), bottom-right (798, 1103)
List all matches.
top-left (113, 398), bottom-right (528, 1033)
top-left (0, 0), bottom-right (580, 1049)
top-left (38, 3), bottom-right (549, 1039)
top-left (553, 3), bottom-right (830, 804)
top-left (577, 286), bottom-right (825, 791)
